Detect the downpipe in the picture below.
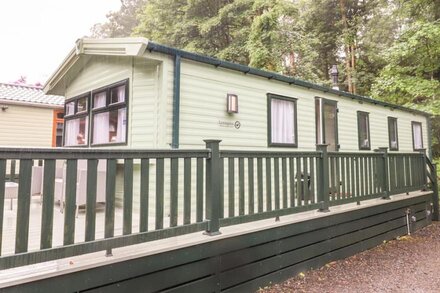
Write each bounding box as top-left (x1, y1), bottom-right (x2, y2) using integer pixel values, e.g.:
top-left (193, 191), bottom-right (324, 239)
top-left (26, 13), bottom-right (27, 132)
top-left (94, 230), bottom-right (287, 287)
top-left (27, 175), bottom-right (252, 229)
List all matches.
top-left (406, 209), bottom-right (411, 236)
top-left (405, 208), bottom-right (418, 236)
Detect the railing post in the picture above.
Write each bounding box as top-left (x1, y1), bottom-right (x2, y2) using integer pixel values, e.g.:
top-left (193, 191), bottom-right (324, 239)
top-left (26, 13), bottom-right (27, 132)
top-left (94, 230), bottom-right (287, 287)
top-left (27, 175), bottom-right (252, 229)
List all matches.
top-left (419, 149), bottom-right (428, 191)
top-left (431, 162), bottom-right (439, 221)
top-left (316, 144), bottom-right (330, 212)
top-left (204, 139), bottom-right (222, 235)
top-left (377, 147), bottom-right (390, 200)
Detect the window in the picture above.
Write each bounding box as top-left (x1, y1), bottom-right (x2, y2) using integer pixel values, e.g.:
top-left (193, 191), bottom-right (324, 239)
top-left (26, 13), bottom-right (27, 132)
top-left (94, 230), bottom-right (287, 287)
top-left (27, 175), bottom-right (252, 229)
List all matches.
top-left (52, 110), bottom-right (64, 147)
top-left (357, 111), bottom-right (370, 150)
top-left (63, 94), bottom-right (90, 146)
top-left (388, 117), bottom-right (398, 151)
top-left (91, 80), bottom-right (128, 145)
top-left (412, 121), bottom-right (423, 150)
top-left (267, 94), bottom-right (297, 147)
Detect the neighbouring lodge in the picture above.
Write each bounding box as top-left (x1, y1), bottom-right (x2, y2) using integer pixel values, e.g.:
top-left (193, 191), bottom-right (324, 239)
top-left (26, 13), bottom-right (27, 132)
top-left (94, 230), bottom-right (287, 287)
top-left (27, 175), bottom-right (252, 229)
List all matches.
top-left (0, 83), bottom-right (64, 147)
top-left (44, 38), bottom-right (430, 156)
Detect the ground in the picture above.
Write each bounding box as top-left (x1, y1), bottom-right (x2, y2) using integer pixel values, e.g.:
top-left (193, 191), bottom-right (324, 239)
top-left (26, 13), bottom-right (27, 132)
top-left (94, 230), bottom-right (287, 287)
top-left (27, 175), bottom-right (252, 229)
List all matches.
top-left (260, 222), bottom-right (440, 293)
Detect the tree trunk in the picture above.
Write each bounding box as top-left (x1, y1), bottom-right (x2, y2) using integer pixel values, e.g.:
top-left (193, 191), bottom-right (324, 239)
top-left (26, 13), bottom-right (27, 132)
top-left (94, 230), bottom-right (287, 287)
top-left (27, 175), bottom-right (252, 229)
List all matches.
top-left (351, 43), bottom-right (356, 94)
top-left (339, 0), bottom-right (353, 93)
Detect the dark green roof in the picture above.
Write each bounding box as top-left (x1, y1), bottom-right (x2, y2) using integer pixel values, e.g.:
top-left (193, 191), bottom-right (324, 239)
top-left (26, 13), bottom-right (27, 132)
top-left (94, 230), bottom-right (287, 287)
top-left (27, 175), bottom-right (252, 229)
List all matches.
top-left (146, 41), bottom-right (430, 117)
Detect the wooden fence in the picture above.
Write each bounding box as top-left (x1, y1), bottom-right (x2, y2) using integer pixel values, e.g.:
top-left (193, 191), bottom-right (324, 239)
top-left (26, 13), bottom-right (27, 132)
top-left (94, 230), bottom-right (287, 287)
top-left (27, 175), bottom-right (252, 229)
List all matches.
top-left (0, 140), bottom-right (437, 270)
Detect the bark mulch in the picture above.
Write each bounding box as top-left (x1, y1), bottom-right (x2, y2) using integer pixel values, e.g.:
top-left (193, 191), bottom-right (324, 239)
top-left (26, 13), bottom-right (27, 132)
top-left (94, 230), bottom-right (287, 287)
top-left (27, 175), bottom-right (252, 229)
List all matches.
top-left (259, 222), bottom-right (440, 293)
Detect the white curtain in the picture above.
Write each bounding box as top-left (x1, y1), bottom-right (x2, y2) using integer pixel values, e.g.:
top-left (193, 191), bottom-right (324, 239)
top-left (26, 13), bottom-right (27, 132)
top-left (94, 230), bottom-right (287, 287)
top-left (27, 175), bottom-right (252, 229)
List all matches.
top-left (116, 108), bottom-right (126, 142)
top-left (65, 119), bottom-right (79, 146)
top-left (93, 112), bottom-right (109, 144)
top-left (271, 99), bottom-right (295, 144)
top-left (413, 123), bottom-right (423, 149)
top-left (66, 102), bottom-right (75, 115)
top-left (94, 92), bottom-right (106, 109)
top-left (117, 85), bottom-right (125, 103)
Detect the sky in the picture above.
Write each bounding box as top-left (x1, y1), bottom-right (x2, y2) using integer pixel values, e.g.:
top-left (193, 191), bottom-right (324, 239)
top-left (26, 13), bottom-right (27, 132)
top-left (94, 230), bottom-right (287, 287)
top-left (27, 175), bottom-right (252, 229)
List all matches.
top-left (0, 0), bottom-right (122, 85)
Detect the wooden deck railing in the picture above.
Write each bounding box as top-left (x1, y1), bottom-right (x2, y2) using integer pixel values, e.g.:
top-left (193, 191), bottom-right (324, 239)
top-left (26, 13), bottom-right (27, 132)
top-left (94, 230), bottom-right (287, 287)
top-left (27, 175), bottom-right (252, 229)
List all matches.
top-left (0, 141), bottom-right (437, 270)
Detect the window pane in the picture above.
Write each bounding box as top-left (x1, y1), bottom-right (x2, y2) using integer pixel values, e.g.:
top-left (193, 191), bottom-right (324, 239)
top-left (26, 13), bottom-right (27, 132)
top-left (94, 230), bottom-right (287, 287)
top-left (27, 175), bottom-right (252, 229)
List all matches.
top-left (271, 98), bottom-right (295, 144)
top-left (77, 97), bottom-right (88, 113)
top-left (93, 111), bottom-right (110, 144)
top-left (110, 85), bottom-right (125, 104)
top-left (389, 119), bottom-right (398, 149)
top-left (413, 122), bottom-right (423, 149)
top-left (64, 117), bottom-right (88, 146)
top-left (93, 108), bottom-right (127, 144)
top-left (66, 102), bottom-right (75, 116)
top-left (359, 113), bottom-right (370, 148)
top-left (93, 92), bottom-right (106, 109)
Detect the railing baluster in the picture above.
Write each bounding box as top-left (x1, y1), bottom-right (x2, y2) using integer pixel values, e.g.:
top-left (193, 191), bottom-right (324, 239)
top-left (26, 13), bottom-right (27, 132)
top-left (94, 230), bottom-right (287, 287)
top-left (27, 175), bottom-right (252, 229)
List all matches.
top-left (85, 159), bottom-right (97, 242)
top-left (296, 157), bottom-right (302, 206)
top-left (248, 158), bottom-right (254, 215)
top-left (257, 158), bottom-right (263, 212)
top-left (155, 158), bottom-right (165, 230)
top-left (63, 159), bottom-right (77, 246)
top-left (289, 157), bottom-right (295, 207)
top-left (184, 158), bottom-right (191, 224)
top-left (281, 157), bottom-right (287, 208)
top-left (341, 157), bottom-right (346, 198)
top-left (219, 158), bottom-right (224, 219)
top-left (105, 159), bottom-right (117, 255)
top-left (355, 157), bottom-right (360, 201)
top-left (329, 157), bottom-right (335, 200)
top-left (266, 158), bottom-right (272, 211)
top-left (310, 157), bottom-right (315, 204)
top-left (228, 157), bottom-right (235, 217)
top-left (390, 156), bottom-right (396, 191)
top-left (366, 156), bottom-right (370, 195)
top-left (140, 158), bottom-right (150, 232)
top-left (274, 157), bottom-right (280, 210)
top-left (347, 157), bottom-right (352, 198)
top-left (0, 159), bottom-right (6, 254)
top-left (196, 158), bottom-right (204, 222)
top-left (404, 155), bottom-right (409, 188)
top-left (359, 157), bottom-right (364, 198)
top-left (10, 159), bottom-right (16, 182)
top-left (123, 158), bottom-right (134, 234)
top-left (238, 157), bottom-right (245, 216)
top-left (372, 156), bottom-right (377, 194)
top-left (303, 157), bottom-right (309, 205)
top-left (41, 159), bottom-right (55, 248)
top-left (15, 159), bottom-right (32, 253)
top-left (335, 156), bottom-right (340, 200)
top-left (170, 158), bottom-right (179, 227)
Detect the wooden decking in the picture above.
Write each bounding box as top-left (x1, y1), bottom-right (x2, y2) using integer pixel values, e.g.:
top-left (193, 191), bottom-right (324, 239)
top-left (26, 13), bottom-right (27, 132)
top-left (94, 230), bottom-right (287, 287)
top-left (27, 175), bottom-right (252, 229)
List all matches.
top-left (1, 196), bottom-right (146, 256)
top-left (0, 191), bottom-right (433, 290)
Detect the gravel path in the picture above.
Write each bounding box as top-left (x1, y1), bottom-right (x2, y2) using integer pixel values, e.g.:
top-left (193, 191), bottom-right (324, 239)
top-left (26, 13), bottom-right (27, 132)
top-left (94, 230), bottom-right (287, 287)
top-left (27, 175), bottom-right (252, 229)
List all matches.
top-left (260, 222), bottom-right (440, 293)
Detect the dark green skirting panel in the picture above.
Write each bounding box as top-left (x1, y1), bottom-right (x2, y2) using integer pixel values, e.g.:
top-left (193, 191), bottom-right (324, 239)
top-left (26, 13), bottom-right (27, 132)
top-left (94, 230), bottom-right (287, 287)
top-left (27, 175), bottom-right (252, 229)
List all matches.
top-left (4, 193), bottom-right (433, 293)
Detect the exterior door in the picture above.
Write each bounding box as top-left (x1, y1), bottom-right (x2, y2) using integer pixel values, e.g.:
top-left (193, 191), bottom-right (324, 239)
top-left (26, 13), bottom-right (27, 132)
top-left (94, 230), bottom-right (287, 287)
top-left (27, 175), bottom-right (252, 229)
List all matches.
top-left (316, 98), bottom-right (338, 151)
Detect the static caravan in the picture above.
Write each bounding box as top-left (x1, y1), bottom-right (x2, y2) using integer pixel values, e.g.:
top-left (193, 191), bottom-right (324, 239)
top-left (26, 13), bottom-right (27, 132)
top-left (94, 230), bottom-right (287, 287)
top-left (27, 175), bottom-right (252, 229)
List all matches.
top-left (45, 38), bottom-right (430, 155)
top-left (42, 37), bottom-right (431, 211)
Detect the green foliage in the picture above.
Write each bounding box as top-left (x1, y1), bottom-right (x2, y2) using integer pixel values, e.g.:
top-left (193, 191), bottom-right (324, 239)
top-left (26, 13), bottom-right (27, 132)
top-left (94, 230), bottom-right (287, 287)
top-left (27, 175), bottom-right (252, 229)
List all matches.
top-left (90, 0), bottom-right (147, 38)
top-left (371, 21), bottom-right (440, 105)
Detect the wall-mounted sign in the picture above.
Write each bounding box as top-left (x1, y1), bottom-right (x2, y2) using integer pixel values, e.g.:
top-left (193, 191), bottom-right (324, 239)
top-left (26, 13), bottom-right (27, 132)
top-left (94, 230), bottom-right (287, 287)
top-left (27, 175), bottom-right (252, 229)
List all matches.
top-left (218, 120), bottom-right (241, 129)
